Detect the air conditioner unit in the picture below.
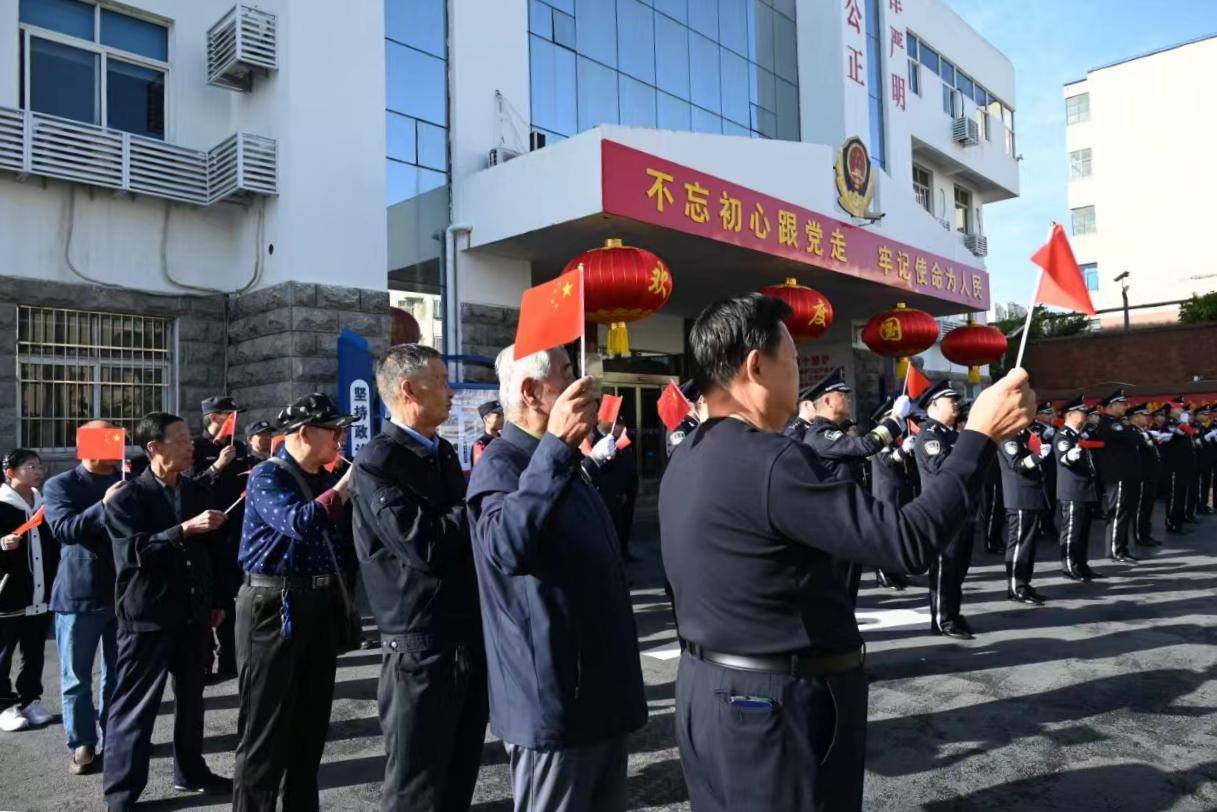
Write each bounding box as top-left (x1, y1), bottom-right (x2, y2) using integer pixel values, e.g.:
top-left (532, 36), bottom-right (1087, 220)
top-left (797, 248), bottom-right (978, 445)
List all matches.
top-left (952, 116), bottom-right (980, 146)
top-left (964, 233), bottom-right (988, 257)
top-left (488, 146), bottom-right (522, 167)
top-left (529, 131), bottom-right (547, 151)
top-left (207, 5), bottom-right (278, 92)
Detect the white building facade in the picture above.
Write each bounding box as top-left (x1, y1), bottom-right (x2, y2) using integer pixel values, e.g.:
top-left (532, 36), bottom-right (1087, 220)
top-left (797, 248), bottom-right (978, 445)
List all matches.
top-left (387, 0), bottom-right (1019, 478)
top-left (1065, 34), bottom-right (1217, 327)
top-left (0, 0), bottom-right (388, 457)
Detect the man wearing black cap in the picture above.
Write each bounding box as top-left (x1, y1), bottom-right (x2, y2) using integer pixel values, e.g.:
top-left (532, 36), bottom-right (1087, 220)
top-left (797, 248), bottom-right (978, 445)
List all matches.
top-left (1031, 402), bottom-right (1059, 537)
top-left (232, 393), bottom-right (356, 811)
top-left (1195, 405), bottom-right (1216, 515)
top-left (869, 396), bottom-right (915, 591)
top-left (1093, 390), bottom-right (1142, 562)
top-left (997, 425), bottom-right (1050, 605)
top-left (914, 379), bottom-right (976, 639)
top-left (193, 396), bottom-right (252, 681)
top-left (660, 294), bottom-right (1034, 810)
top-left (1127, 403), bottom-right (1163, 547)
top-left (471, 399), bottom-right (504, 467)
top-left (1159, 400), bottom-right (1196, 534)
top-left (665, 379), bottom-right (703, 457)
top-left (1055, 395), bottom-right (1103, 581)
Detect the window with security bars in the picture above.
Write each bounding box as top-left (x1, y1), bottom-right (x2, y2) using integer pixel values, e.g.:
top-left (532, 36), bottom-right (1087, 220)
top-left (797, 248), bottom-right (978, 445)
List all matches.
top-left (17, 306), bottom-right (174, 451)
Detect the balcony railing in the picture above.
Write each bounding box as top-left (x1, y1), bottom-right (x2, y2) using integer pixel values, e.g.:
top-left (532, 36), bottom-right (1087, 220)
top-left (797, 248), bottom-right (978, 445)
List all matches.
top-left (0, 106), bottom-right (276, 205)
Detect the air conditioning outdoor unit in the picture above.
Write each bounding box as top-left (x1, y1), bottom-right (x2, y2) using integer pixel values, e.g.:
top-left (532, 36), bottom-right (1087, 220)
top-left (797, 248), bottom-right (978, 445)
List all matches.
top-left (964, 233), bottom-right (989, 257)
top-left (952, 116), bottom-right (980, 146)
top-left (529, 131), bottom-right (547, 151)
top-left (488, 146), bottom-right (522, 167)
top-left (207, 5), bottom-right (278, 92)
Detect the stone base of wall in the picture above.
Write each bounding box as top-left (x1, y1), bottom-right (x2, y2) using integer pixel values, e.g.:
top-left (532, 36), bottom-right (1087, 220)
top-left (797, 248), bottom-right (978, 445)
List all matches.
top-left (460, 302), bottom-right (518, 383)
top-left (228, 282), bottom-right (389, 425)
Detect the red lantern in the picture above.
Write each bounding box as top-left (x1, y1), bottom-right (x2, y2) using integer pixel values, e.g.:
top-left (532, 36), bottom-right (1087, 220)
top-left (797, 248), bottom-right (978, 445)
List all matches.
top-left (390, 307), bottom-right (421, 345)
top-left (941, 320), bottom-right (1008, 385)
top-left (759, 277), bottom-right (834, 341)
top-left (861, 302), bottom-right (939, 379)
top-left (562, 238), bottom-right (672, 357)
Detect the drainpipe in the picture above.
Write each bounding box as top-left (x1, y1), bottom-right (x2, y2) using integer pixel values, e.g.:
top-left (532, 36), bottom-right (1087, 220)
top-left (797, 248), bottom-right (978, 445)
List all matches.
top-left (444, 223), bottom-right (472, 380)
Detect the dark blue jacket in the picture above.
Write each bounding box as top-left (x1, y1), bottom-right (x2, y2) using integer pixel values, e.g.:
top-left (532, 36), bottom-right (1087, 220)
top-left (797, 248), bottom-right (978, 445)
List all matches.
top-left (44, 464), bottom-right (120, 613)
top-left (466, 423), bottom-right (647, 750)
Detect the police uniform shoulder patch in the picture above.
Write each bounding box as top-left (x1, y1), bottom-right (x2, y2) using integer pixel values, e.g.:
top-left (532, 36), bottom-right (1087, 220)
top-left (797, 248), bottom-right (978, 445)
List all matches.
top-left (1003, 441), bottom-right (1019, 455)
top-left (824, 429), bottom-right (843, 441)
top-left (924, 440), bottom-right (941, 456)
top-left (1113, 424), bottom-right (1123, 431)
top-left (670, 431), bottom-right (686, 446)
top-left (1057, 440), bottom-right (1070, 453)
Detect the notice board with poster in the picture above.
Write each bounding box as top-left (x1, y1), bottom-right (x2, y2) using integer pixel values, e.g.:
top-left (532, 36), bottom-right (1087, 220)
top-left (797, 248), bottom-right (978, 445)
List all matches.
top-left (439, 384), bottom-right (499, 473)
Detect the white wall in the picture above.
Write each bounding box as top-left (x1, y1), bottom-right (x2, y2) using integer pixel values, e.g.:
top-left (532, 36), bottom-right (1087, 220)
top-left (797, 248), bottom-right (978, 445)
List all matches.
top-left (0, 0), bottom-right (385, 293)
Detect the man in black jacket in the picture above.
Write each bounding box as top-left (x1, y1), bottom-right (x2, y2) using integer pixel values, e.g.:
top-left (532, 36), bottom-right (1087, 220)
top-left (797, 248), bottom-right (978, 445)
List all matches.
top-left (103, 412), bottom-right (231, 811)
top-left (869, 397), bottom-right (915, 591)
top-left (351, 344), bottom-right (487, 812)
top-left (997, 428), bottom-right (1049, 605)
top-left (1093, 390), bottom-right (1142, 563)
top-left (1055, 394), bottom-right (1103, 581)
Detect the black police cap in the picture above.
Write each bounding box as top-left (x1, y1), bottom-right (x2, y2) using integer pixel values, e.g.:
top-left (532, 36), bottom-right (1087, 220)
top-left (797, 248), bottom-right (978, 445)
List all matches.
top-left (1036, 401), bottom-right (1055, 414)
top-left (678, 379), bottom-right (702, 402)
top-left (799, 366), bottom-right (850, 403)
top-left (1127, 402), bottom-right (1151, 417)
top-left (277, 393), bottom-right (355, 433)
top-left (1061, 394), bottom-right (1088, 413)
top-left (201, 395), bottom-right (244, 414)
top-left (1097, 389), bottom-right (1127, 407)
top-left (870, 395), bottom-right (895, 424)
top-left (478, 399), bottom-right (503, 419)
top-left (916, 379), bottom-right (959, 411)
top-left (244, 419), bottom-right (276, 438)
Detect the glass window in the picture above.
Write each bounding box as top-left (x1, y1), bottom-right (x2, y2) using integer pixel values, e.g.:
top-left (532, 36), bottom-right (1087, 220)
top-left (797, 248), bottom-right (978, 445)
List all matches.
top-left (386, 40), bottom-right (447, 125)
top-left (655, 13), bottom-right (690, 99)
top-left (940, 59), bottom-right (955, 88)
top-left (385, 0), bottom-right (445, 59)
top-left (773, 0), bottom-right (796, 18)
top-left (19, 0), bottom-right (94, 40)
top-left (954, 186), bottom-right (972, 234)
top-left (655, 0), bottom-right (687, 23)
top-left (908, 60), bottom-right (919, 96)
top-left (100, 9), bottom-right (167, 61)
top-left (530, 35), bottom-right (577, 136)
top-left (1071, 205), bottom-right (1096, 235)
top-left (974, 85), bottom-right (987, 107)
top-left (1070, 148), bottom-right (1092, 179)
top-left (751, 104), bottom-right (776, 138)
top-left (417, 121), bottom-right (446, 171)
top-left (868, 99), bottom-right (885, 168)
top-left (418, 167), bottom-right (446, 195)
top-left (719, 47), bottom-right (749, 125)
top-left (657, 91), bottom-right (691, 130)
top-left (619, 74), bottom-right (657, 127)
top-left (691, 105), bottom-right (723, 134)
top-left (106, 59), bottom-right (164, 139)
top-left (575, 0), bottom-right (617, 68)
top-left (689, 31), bottom-right (721, 113)
top-left (577, 55), bottom-right (619, 129)
top-left (773, 12), bottom-right (796, 83)
top-left (919, 43), bottom-right (939, 75)
top-left (1066, 93), bottom-right (1089, 124)
top-left (1081, 263), bottom-right (1099, 291)
top-left (750, 64), bottom-right (776, 112)
top-left (386, 159), bottom-right (418, 207)
top-left (1002, 104), bottom-right (1013, 128)
top-left (942, 83), bottom-right (955, 116)
top-left (28, 37), bottom-right (98, 125)
top-left (554, 10), bottom-right (576, 49)
top-left (718, 0), bottom-right (748, 57)
top-left (723, 119), bottom-right (749, 136)
top-left (617, 0), bottom-right (655, 84)
top-left (775, 76), bottom-right (798, 141)
top-left (913, 165), bottom-right (932, 213)
top-left (547, 0), bottom-right (575, 13)
top-left (529, 0), bottom-right (553, 39)
top-left (386, 111), bottom-right (417, 164)
top-left (956, 72), bottom-right (974, 100)
top-left (749, 1), bottom-right (775, 72)
top-left (907, 32), bottom-right (918, 61)
top-left (689, 0), bottom-right (718, 37)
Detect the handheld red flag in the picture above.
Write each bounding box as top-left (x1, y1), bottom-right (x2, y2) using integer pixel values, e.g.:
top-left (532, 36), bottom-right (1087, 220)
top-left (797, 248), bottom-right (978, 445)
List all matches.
top-left (271, 434), bottom-right (285, 453)
top-left (215, 411), bottom-right (237, 441)
top-left (1079, 439), bottom-right (1105, 449)
top-left (905, 365), bottom-right (931, 400)
top-left (1031, 224), bottom-right (1096, 316)
top-left (616, 428), bottom-right (631, 450)
top-left (76, 426), bottom-right (126, 461)
top-left (224, 491), bottom-right (247, 515)
top-left (598, 394), bottom-right (624, 425)
top-left (1028, 434), bottom-right (1043, 455)
top-left (10, 506), bottom-right (45, 538)
top-left (513, 268), bottom-right (585, 360)
top-left (657, 382), bottom-right (692, 432)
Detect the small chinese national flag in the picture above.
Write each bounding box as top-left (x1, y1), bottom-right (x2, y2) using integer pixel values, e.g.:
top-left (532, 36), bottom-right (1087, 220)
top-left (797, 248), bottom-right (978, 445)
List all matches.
top-left (1028, 434), bottom-right (1042, 455)
top-left (1031, 223), bottom-right (1096, 315)
top-left (76, 426), bottom-right (126, 461)
top-left (513, 268), bottom-right (585, 360)
top-left (215, 411), bottom-right (237, 441)
top-left (616, 428), bottom-right (631, 450)
top-left (11, 506), bottom-right (45, 537)
top-left (1079, 439), bottom-right (1105, 450)
top-left (657, 381), bottom-right (692, 432)
top-left (598, 394), bottom-right (624, 425)
top-left (905, 365), bottom-right (931, 400)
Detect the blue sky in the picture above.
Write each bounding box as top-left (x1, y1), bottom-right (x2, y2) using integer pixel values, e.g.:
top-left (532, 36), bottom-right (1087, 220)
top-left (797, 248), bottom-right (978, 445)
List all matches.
top-left (943, 0), bottom-right (1217, 313)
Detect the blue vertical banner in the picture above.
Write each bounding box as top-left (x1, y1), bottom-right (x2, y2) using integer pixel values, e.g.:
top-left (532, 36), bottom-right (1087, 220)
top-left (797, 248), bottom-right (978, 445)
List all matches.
top-left (337, 328), bottom-right (377, 458)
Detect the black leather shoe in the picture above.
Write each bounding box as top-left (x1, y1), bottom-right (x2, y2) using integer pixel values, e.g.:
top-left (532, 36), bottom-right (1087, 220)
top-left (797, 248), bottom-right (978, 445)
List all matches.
top-left (936, 620), bottom-right (974, 640)
top-left (876, 571), bottom-right (908, 591)
top-left (955, 615), bottom-right (974, 635)
top-left (1135, 537), bottom-right (1162, 547)
top-left (174, 774), bottom-right (233, 795)
top-left (1198, 507), bottom-right (1213, 515)
top-left (1112, 554), bottom-right (1140, 564)
top-left (1184, 517), bottom-right (1199, 524)
top-left (1166, 525), bottom-right (1190, 535)
top-left (1061, 569), bottom-right (1084, 581)
top-left (1009, 587), bottom-right (1044, 606)
top-left (986, 544), bottom-right (1006, 555)
top-left (1026, 586), bottom-right (1049, 603)
top-left (1080, 567), bottom-right (1104, 581)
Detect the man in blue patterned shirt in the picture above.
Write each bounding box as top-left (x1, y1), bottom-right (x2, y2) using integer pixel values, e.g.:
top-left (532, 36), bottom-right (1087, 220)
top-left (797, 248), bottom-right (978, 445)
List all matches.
top-left (231, 393), bottom-right (355, 812)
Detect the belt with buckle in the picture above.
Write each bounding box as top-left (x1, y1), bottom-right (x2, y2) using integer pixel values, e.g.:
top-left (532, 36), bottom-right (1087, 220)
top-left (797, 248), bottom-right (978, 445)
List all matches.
top-left (244, 572), bottom-right (335, 590)
top-left (683, 641), bottom-right (863, 677)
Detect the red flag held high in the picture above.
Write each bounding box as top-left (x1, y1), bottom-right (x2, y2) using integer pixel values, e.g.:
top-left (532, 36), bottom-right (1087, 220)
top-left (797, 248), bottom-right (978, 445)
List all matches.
top-left (11, 506), bottom-right (45, 538)
top-left (1031, 224), bottom-right (1096, 315)
top-left (76, 426), bottom-right (126, 461)
top-left (215, 411), bottom-right (237, 441)
top-left (657, 382), bottom-right (692, 432)
top-left (513, 268), bottom-right (585, 360)
top-left (905, 365), bottom-right (931, 400)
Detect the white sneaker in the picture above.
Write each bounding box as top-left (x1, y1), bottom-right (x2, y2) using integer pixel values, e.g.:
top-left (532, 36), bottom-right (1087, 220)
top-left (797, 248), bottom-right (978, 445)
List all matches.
top-left (21, 699), bottom-right (53, 726)
top-left (0, 704), bottom-right (29, 732)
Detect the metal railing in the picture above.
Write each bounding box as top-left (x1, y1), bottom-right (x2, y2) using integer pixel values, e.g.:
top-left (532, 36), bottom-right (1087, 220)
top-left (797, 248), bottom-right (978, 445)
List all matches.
top-left (0, 105), bottom-right (276, 205)
top-left (207, 4), bottom-right (278, 91)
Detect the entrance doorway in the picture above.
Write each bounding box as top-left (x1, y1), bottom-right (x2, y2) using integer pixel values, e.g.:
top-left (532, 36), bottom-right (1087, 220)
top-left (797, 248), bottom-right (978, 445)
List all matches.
top-left (603, 373), bottom-right (675, 493)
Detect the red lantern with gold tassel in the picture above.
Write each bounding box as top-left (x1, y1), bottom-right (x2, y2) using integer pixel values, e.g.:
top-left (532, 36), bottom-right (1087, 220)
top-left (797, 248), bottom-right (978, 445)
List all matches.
top-left (562, 238), bottom-right (672, 357)
top-left (860, 302), bottom-right (940, 379)
top-left (941, 319), bottom-right (1008, 385)
top-left (759, 277), bottom-right (833, 341)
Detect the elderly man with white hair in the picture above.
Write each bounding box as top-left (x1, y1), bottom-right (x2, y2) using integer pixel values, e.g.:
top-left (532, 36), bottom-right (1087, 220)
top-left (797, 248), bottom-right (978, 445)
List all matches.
top-left (466, 345), bottom-right (646, 812)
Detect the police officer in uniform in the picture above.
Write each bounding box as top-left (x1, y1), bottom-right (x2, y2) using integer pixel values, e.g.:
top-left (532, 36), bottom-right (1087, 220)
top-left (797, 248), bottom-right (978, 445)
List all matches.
top-left (1181, 400), bottom-right (1202, 523)
top-left (782, 387), bottom-right (817, 443)
top-left (914, 380), bottom-right (979, 639)
top-left (1159, 401), bottom-right (1193, 535)
top-left (1195, 405), bottom-right (1216, 514)
top-left (1127, 403), bottom-right (1163, 547)
top-left (976, 434), bottom-right (1006, 554)
top-left (869, 396), bottom-right (916, 590)
top-left (471, 399), bottom-right (503, 467)
top-left (244, 419), bottom-right (277, 462)
top-left (1055, 395), bottom-right (1103, 581)
top-left (665, 380), bottom-right (702, 456)
top-left (1093, 390), bottom-right (1141, 563)
top-left (1031, 402), bottom-right (1059, 536)
top-left (998, 427), bottom-right (1049, 605)
top-left (193, 396), bottom-right (252, 680)
top-left (659, 294), bottom-right (1034, 810)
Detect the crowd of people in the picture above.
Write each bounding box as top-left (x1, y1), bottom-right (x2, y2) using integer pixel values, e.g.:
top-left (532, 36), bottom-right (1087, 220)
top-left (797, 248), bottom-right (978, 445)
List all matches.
top-left (0, 290), bottom-right (1207, 811)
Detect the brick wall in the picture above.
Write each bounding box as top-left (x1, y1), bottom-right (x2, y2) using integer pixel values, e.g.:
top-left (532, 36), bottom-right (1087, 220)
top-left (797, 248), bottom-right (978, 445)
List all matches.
top-left (1023, 323), bottom-right (1217, 391)
top-left (460, 302), bottom-right (518, 383)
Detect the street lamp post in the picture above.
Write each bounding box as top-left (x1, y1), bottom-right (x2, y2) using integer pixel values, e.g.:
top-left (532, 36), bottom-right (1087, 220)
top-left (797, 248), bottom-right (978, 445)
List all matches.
top-left (1114, 271), bottom-right (1131, 330)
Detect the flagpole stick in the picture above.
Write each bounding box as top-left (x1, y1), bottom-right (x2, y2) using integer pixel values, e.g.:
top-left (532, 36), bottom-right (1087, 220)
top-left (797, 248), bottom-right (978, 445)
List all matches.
top-left (578, 266), bottom-right (587, 377)
top-left (1013, 268), bottom-right (1043, 370)
top-left (224, 494), bottom-right (246, 515)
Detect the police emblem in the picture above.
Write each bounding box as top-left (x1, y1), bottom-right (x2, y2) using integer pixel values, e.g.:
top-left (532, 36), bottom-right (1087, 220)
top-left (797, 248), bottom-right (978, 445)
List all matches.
top-left (834, 136), bottom-right (879, 219)
top-left (924, 440), bottom-right (941, 456)
top-left (1003, 441), bottom-right (1019, 455)
top-left (1057, 441), bottom-right (1070, 453)
top-left (825, 430), bottom-right (843, 441)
